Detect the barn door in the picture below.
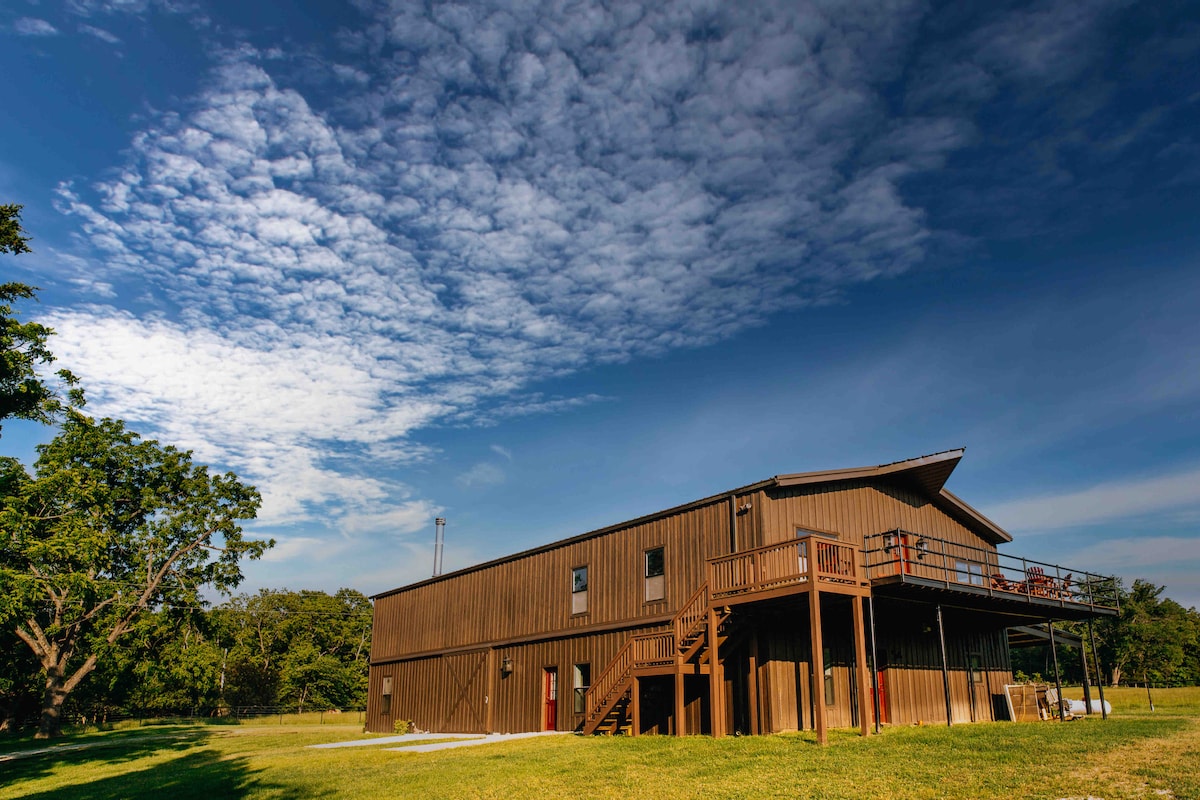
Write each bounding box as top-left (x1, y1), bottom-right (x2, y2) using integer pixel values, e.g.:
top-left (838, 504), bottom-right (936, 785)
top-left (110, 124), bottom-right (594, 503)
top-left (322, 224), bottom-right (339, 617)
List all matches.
top-left (439, 649), bottom-right (489, 733)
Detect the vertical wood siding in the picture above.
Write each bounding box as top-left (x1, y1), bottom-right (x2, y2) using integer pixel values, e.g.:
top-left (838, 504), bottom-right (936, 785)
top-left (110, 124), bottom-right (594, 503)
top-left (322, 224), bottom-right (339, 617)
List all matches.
top-left (368, 477), bottom-right (1018, 734)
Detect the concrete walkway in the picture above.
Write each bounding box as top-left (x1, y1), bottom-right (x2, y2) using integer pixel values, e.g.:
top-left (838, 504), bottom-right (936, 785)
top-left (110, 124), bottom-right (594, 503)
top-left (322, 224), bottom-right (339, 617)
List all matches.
top-left (308, 730), bottom-right (567, 754)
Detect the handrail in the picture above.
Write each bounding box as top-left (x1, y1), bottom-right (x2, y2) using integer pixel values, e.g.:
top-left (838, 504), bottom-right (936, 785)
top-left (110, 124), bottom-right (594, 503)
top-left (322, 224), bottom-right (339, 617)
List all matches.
top-left (582, 637), bottom-right (635, 724)
top-left (674, 583), bottom-right (709, 649)
top-left (863, 529), bottom-right (1120, 611)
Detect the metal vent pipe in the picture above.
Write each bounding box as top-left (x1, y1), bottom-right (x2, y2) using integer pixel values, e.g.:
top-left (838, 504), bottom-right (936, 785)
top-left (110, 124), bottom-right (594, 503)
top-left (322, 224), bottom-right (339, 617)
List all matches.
top-left (433, 517), bottom-right (446, 577)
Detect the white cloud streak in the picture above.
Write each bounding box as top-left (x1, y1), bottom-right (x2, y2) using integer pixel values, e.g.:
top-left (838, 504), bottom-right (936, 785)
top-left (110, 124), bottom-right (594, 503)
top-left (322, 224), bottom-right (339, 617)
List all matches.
top-left (14, 18), bottom-right (60, 36)
top-left (986, 466), bottom-right (1200, 531)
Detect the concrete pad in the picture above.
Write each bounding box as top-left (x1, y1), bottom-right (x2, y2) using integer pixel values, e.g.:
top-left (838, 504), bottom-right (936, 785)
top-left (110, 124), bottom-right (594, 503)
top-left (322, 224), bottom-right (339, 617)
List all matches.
top-left (308, 732), bottom-right (483, 749)
top-left (384, 731), bottom-right (568, 753)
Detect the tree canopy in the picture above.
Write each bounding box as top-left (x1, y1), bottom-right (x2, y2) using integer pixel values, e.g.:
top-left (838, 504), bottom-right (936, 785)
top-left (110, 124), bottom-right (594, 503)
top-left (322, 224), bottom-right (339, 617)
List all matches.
top-left (0, 203), bottom-right (81, 431)
top-left (0, 414), bottom-right (270, 737)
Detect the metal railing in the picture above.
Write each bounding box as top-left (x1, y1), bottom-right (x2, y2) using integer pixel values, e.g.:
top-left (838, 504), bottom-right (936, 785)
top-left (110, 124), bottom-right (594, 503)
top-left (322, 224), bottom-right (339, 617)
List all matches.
top-left (863, 529), bottom-right (1120, 611)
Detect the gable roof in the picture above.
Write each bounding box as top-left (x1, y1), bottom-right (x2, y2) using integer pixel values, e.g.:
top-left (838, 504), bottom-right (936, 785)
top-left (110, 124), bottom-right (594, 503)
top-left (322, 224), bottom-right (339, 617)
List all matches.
top-left (770, 448), bottom-right (1012, 545)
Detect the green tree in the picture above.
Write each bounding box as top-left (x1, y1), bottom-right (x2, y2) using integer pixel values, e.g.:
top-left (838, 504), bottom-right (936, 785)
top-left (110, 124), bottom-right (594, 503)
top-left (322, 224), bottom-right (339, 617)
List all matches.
top-left (214, 588), bottom-right (371, 711)
top-left (1097, 580), bottom-right (1200, 687)
top-left (0, 203), bottom-right (82, 430)
top-left (0, 414), bottom-right (270, 737)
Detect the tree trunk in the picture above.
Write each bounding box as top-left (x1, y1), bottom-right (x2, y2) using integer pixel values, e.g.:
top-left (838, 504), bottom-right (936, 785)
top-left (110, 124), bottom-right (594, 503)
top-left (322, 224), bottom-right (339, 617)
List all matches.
top-left (34, 655), bottom-right (98, 739)
top-left (37, 667), bottom-right (69, 739)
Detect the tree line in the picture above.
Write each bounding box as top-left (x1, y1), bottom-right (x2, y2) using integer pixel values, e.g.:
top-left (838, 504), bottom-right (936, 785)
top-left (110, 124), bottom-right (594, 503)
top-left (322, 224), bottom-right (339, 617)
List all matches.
top-left (1013, 579), bottom-right (1200, 688)
top-left (1, 587), bottom-right (372, 731)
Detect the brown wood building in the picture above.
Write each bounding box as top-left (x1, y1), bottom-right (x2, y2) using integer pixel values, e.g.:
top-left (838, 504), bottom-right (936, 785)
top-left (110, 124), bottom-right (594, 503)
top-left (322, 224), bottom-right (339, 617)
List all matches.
top-left (367, 450), bottom-right (1118, 740)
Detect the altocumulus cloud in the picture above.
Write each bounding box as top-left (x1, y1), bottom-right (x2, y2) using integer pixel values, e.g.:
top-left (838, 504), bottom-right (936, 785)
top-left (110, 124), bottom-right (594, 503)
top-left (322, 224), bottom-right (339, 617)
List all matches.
top-left (52, 0), bottom-right (1024, 535)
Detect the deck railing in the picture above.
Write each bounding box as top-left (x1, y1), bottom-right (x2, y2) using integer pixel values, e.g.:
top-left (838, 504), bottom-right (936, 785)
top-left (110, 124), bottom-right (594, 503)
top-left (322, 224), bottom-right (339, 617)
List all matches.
top-left (707, 535), bottom-right (863, 601)
top-left (633, 631), bottom-right (676, 668)
top-left (863, 529), bottom-right (1120, 611)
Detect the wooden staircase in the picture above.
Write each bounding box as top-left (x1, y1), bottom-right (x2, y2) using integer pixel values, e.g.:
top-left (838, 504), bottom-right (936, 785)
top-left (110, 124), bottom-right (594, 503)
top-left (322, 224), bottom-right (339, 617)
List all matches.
top-left (581, 583), bottom-right (730, 735)
top-left (580, 535), bottom-right (870, 736)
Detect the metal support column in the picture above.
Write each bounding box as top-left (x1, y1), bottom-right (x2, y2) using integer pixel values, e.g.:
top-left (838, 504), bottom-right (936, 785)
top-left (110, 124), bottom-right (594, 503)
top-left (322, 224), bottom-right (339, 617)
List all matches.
top-left (1047, 619), bottom-right (1066, 721)
top-left (935, 604), bottom-right (953, 727)
top-left (1087, 617), bottom-right (1108, 720)
top-left (868, 595), bottom-right (881, 733)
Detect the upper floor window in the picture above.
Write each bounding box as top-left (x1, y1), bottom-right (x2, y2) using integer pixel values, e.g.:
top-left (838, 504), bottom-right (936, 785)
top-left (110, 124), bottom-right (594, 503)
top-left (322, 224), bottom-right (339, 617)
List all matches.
top-left (571, 565), bottom-right (589, 614)
top-left (644, 547), bottom-right (665, 602)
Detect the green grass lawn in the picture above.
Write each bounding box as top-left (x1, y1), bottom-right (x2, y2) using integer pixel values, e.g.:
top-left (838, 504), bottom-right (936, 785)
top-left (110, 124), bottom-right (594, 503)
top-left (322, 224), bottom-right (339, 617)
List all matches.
top-left (2, 688), bottom-right (1198, 800)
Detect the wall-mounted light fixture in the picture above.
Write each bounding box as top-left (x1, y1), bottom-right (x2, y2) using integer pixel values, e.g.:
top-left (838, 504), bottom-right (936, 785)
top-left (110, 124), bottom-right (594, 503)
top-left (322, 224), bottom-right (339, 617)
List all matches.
top-left (883, 532), bottom-right (898, 553)
top-left (500, 656), bottom-right (514, 676)
top-left (915, 537), bottom-right (929, 560)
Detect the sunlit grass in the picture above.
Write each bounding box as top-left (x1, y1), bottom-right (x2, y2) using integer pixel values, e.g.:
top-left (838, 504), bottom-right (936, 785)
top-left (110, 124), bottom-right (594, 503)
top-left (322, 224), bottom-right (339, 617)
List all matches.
top-left (2, 688), bottom-right (1198, 799)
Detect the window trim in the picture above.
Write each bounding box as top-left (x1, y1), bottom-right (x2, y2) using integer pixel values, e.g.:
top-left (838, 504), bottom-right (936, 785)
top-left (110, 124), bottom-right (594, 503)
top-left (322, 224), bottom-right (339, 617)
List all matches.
top-left (644, 545), bottom-right (666, 604)
top-left (571, 564), bottom-right (589, 615)
top-left (572, 662), bottom-right (591, 714)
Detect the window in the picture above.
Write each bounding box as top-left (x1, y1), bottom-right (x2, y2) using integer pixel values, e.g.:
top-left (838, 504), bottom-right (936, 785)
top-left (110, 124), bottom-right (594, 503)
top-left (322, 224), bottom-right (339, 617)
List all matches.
top-left (956, 560), bottom-right (987, 586)
top-left (573, 663), bottom-right (591, 714)
top-left (968, 653), bottom-right (983, 684)
top-left (823, 647), bottom-right (835, 705)
top-left (381, 676), bottom-right (392, 715)
top-left (571, 565), bottom-right (588, 614)
top-left (644, 547), bottom-right (665, 602)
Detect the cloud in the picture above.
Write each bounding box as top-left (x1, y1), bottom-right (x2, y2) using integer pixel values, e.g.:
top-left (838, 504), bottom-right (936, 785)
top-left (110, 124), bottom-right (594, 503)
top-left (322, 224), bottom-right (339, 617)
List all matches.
top-left (14, 18), bottom-right (59, 36)
top-left (455, 462), bottom-right (506, 489)
top-left (79, 24), bottom-right (121, 44)
top-left (1071, 535), bottom-right (1200, 572)
top-left (43, 307), bottom-right (437, 527)
top-left (985, 466), bottom-right (1200, 531)
top-left (48, 0), bottom-right (1175, 542)
top-left (490, 444), bottom-right (512, 461)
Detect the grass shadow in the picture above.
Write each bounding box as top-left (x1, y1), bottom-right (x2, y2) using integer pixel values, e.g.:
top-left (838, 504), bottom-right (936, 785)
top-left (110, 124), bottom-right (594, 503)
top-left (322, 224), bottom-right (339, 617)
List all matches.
top-left (6, 745), bottom-right (294, 800)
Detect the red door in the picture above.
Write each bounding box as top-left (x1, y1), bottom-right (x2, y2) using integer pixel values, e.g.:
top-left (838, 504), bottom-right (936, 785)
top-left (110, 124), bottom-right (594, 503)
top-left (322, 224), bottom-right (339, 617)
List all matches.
top-left (872, 670), bottom-right (890, 724)
top-left (543, 667), bottom-right (558, 731)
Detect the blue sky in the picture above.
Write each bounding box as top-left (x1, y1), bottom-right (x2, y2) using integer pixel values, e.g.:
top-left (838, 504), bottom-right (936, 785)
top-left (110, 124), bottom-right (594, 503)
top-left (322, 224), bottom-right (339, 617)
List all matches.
top-left (3, 0), bottom-right (1199, 608)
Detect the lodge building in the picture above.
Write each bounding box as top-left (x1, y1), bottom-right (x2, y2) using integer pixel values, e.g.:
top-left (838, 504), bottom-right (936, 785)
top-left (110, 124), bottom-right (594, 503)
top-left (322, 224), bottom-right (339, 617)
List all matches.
top-left (366, 450), bottom-right (1117, 740)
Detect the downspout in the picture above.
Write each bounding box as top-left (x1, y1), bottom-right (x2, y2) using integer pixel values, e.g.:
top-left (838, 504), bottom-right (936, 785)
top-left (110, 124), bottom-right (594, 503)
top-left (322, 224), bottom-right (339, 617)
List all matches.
top-left (728, 494), bottom-right (738, 553)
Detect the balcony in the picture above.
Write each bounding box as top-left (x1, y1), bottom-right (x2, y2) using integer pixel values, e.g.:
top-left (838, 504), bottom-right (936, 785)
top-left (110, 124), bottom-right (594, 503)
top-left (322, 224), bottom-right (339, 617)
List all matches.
top-left (707, 535), bottom-right (870, 604)
top-left (863, 529), bottom-right (1120, 614)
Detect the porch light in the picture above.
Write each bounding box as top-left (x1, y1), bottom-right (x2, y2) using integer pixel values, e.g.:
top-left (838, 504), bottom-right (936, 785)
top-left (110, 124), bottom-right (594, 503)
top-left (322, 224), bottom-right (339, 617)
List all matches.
top-left (500, 656), bottom-right (514, 676)
top-left (883, 532), bottom-right (898, 553)
top-left (915, 537), bottom-right (929, 560)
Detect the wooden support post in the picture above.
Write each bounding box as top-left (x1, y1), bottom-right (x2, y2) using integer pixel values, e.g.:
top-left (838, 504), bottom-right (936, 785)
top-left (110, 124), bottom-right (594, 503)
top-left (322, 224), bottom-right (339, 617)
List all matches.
top-left (674, 666), bottom-right (686, 736)
top-left (1087, 617), bottom-right (1108, 720)
top-left (748, 630), bottom-right (760, 735)
top-left (1047, 619), bottom-right (1066, 721)
top-left (707, 607), bottom-right (724, 738)
top-left (852, 596), bottom-right (871, 736)
top-left (935, 604), bottom-right (953, 727)
top-left (809, 590), bottom-right (827, 745)
top-left (631, 676), bottom-right (640, 737)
